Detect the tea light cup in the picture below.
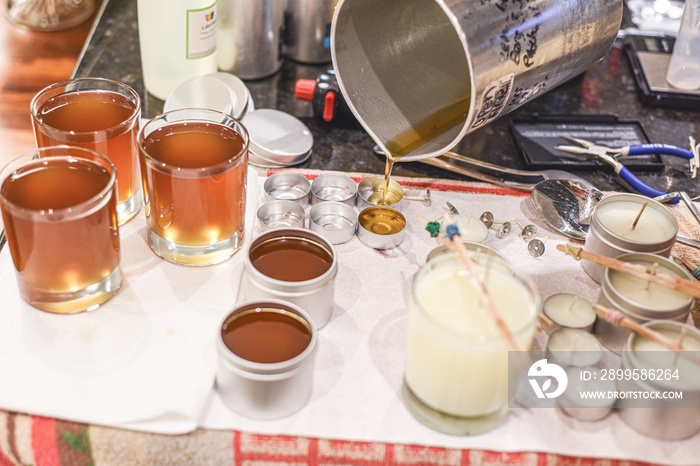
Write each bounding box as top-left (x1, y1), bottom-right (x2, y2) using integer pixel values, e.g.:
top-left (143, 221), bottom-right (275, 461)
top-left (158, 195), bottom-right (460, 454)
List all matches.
top-left (556, 366), bottom-right (615, 422)
top-left (543, 293), bottom-right (596, 332)
top-left (582, 193), bottom-right (677, 283)
top-left (311, 173), bottom-right (357, 205)
top-left (440, 214), bottom-right (488, 243)
top-left (357, 206), bottom-right (406, 249)
top-left (256, 200), bottom-right (306, 230)
top-left (356, 175), bottom-right (404, 210)
top-left (308, 201), bottom-right (358, 244)
top-left (216, 299), bottom-right (318, 419)
top-left (545, 328), bottom-right (603, 367)
top-left (263, 172), bottom-right (311, 206)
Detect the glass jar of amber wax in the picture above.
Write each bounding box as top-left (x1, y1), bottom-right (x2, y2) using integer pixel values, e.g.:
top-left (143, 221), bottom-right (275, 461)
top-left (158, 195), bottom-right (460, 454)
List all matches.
top-left (582, 193), bottom-right (677, 283)
top-left (243, 228), bottom-right (338, 328)
top-left (216, 299), bottom-right (318, 419)
top-left (403, 253), bottom-right (540, 435)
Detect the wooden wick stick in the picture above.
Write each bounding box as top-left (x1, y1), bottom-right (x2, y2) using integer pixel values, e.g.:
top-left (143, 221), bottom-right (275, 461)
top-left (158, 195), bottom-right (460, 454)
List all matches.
top-left (681, 256), bottom-right (698, 273)
top-left (594, 304), bottom-right (700, 366)
top-left (673, 327), bottom-right (689, 366)
top-left (418, 214), bottom-right (524, 354)
top-left (538, 313), bottom-right (555, 330)
top-left (631, 202), bottom-right (648, 230)
top-left (557, 244), bottom-right (700, 299)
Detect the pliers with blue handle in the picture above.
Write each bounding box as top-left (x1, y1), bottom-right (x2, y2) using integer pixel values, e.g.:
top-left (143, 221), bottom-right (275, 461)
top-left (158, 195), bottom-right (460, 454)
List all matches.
top-left (555, 137), bottom-right (695, 204)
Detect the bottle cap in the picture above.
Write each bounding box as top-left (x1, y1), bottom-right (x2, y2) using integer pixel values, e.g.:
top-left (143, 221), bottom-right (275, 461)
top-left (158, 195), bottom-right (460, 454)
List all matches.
top-left (294, 79), bottom-right (317, 102)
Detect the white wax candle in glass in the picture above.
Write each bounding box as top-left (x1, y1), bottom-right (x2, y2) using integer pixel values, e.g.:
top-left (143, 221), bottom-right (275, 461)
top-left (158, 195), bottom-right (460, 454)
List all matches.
top-left (543, 293), bottom-right (596, 330)
top-left (403, 254), bottom-right (539, 435)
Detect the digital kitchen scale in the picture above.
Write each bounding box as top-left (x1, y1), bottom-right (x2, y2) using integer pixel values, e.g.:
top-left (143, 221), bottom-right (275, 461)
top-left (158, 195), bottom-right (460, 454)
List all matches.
top-left (623, 32), bottom-right (700, 110)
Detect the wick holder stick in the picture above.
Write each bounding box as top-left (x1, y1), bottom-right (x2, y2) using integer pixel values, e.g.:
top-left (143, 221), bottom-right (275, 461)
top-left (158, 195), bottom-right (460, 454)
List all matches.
top-left (557, 243), bottom-right (700, 299)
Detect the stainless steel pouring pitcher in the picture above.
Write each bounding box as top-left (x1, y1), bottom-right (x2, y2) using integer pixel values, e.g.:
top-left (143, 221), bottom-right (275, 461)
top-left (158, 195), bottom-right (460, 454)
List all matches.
top-left (330, 0), bottom-right (623, 161)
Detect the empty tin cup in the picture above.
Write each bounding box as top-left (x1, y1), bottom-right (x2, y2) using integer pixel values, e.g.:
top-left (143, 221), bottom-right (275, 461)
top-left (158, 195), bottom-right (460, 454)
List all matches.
top-left (243, 228), bottom-right (338, 328)
top-left (216, 299), bottom-right (318, 419)
top-left (309, 201), bottom-right (358, 244)
top-left (357, 175), bottom-right (404, 210)
top-left (357, 206), bottom-right (406, 249)
top-left (311, 173), bottom-right (357, 205)
top-left (593, 253), bottom-right (693, 352)
top-left (264, 172), bottom-right (311, 206)
top-left (257, 200), bottom-right (306, 230)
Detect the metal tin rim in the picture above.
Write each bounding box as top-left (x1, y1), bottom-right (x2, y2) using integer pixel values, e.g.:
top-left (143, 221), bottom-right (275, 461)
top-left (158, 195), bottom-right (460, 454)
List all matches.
top-left (308, 201), bottom-right (358, 244)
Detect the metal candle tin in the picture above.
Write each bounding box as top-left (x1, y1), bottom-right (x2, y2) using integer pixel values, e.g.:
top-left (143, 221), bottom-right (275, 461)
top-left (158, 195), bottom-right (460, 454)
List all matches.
top-left (216, 299), bottom-right (318, 419)
top-left (357, 206), bottom-right (406, 249)
top-left (594, 253), bottom-right (693, 352)
top-left (582, 193), bottom-right (678, 283)
top-left (243, 228), bottom-right (338, 328)
top-left (617, 321), bottom-right (700, 440)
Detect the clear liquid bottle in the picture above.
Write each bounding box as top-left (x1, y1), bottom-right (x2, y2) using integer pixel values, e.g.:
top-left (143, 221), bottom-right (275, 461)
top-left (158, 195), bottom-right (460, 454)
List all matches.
top-left (666, 0), bottom-right (700, 91)
top-left (137, 0), bottom-right (219, 100)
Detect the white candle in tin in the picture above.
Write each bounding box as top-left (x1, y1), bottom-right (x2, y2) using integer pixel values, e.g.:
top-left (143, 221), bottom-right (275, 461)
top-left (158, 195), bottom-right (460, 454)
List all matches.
top-left (543, 293), bottom-right (596, 329)
top-left (595, 200), bottom-right (676, 243)
top-left (405, 261), bottom-right (538, 418)
top-left (546, 328), bottom-right (602, 367)
top-left (558, 366), bottom-right (616, 421)
top-left (608, 262), bottom-right (691, 310)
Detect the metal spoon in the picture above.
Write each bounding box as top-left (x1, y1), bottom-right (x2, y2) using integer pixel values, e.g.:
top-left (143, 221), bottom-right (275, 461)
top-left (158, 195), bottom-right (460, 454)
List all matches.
top-left (531, 178), bottom-right (700, 249)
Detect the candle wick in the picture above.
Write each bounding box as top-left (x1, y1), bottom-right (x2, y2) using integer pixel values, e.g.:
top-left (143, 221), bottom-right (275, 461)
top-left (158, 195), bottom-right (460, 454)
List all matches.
top-left (644, 263), bottom-right (659, 291)
top-left (569, 333), bottom-right (580, 365)
top-left (568, 296), bottom-right (578, 313)
top-left (673, 327), bottom-right (689, 366)
top-left (467, 212), bottom-right (472, 228)
top-left (631, 202), bottom-right (648, 230)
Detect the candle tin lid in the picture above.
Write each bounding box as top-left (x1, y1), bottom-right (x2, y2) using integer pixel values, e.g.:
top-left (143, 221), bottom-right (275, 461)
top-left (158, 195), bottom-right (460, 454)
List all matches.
top-left (256, 200), bottom-right (306, 230)
top-left (357, 205), bottom-right (406, 250)
top-left (163, 75), bottom-right (237, 116)
top-left (357, 175), bottom-right (403, 210)
top-left (263, 172), bottom-right (311, 206)
top-left (309, 201), bottom-right (358, 244)
top-left (311, 173), bottom-right (358, 205)
top-left (603, 253), bottom-right (693, 320)
top-left (242, 109), bottom-right (313, 167)
top-left (209, 72), bottom-right (252, 119)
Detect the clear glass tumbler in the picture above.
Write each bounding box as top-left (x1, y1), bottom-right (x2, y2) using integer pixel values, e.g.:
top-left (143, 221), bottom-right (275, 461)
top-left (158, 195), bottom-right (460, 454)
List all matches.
top-left (31, 78), bottom-right (143, 225)
top-left (666, 0), bottom-right (700, 91)
top-left (138, 108), bottom-right (249, 266)
top-left (0, 146), bottom-right (122, 314)
top-left (403, 252), bottom-right (540, 435)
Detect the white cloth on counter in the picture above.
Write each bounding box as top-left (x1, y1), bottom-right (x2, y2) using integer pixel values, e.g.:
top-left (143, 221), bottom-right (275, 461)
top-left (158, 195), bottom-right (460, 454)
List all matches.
top-left (0, 169), bottom-right (698, 464)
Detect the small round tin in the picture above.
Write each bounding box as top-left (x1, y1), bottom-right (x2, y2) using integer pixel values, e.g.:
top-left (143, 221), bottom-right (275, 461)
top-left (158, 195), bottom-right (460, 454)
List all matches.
top-left (257, 200), bottom-right (306, 230)
top-left (593, 253), bottom-right (693, 352)
top-left (243, 228), bottom-right (338, 328)
top-left (216, 299), bottom-right (318, 419)
top-left (309, 201), bottom-right (358, 244)
top-left (210, 72), bottom-right (252, 119)
top-left (311, 173), bottom-right (357, 205)
top-left (617, 320), bottom-right (700, 440)
top-left (426, 241), bottom-right (509, 267)
top-left (556, 366), bottom-right (615, 422)
top-left (242, 109), bottom-right (313, 167)
top-left (357, 206), bottom-right (406, 249)
top-left (264, 172), bottom-right (311, 206)
top-left (357, 175), bottom-right (403, 210)
top-left (582, 193), bottom-right (677, 283)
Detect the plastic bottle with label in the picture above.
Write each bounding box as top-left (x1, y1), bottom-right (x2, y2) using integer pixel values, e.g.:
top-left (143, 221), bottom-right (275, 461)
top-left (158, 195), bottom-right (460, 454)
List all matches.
top-left (137, 0), bottom-right (219, 101)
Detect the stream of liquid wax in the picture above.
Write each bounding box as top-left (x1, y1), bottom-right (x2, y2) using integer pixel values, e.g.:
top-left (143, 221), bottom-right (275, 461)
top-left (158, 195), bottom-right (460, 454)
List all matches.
top-left (378, 97), bottom-right (470, 205)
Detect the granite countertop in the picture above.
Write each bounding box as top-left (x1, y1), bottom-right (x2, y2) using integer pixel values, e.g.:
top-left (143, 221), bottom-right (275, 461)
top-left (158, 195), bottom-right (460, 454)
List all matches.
top-left (75, 0), bottom-right (700, 196)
